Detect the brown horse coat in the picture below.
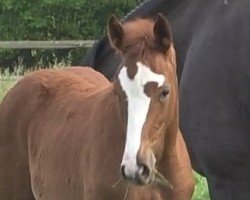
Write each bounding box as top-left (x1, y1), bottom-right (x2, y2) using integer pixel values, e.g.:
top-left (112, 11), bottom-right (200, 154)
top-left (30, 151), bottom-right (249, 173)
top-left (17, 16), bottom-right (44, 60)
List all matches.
top-left (0, 66), bottom-right (193, 200)
top-left (0, 14), bottom-right (194, 200)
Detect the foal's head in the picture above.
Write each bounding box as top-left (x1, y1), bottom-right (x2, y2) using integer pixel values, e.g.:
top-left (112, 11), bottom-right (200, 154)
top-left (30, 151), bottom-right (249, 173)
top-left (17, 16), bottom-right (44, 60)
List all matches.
top-left (108, 14), bottom-right (178, 186)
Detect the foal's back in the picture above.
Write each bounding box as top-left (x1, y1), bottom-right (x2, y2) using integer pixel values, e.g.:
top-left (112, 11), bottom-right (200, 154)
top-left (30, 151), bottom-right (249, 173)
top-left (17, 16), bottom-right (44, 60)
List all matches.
top-left (0, 67), bottom-right (110, 199)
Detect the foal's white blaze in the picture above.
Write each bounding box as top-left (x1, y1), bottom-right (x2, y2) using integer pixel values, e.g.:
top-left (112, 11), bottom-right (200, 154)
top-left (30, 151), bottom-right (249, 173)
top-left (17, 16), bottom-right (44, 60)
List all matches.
top-left (119, 61), bottom-right (165, 178)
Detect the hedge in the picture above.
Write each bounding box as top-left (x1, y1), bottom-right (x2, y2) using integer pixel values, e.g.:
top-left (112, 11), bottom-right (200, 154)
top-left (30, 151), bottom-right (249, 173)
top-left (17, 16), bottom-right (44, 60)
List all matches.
top-left (0, 0), bottom-right (138, 70)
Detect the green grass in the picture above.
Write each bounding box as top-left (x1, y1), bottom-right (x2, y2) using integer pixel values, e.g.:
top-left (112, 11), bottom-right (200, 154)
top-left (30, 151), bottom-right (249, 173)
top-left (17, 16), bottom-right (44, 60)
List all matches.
top-left (193, 172), bottom-right (210, 200)
top-left (0, 67), bottom-right (210, 200)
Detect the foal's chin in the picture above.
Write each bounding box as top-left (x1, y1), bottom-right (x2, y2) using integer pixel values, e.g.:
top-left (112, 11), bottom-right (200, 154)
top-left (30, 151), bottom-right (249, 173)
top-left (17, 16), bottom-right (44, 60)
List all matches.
top-left (125, 176), bottom-right (153, 186)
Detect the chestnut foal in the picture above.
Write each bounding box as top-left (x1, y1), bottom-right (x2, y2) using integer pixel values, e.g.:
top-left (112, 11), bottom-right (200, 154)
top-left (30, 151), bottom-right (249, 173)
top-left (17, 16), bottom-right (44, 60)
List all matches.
top-left (0, 14), bottom-right (194, 200)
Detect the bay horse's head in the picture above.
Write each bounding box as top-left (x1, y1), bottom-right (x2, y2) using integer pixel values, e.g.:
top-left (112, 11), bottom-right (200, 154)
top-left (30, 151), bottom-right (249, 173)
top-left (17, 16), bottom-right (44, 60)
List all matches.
top-left (108, 14), bottom-right (178, 186)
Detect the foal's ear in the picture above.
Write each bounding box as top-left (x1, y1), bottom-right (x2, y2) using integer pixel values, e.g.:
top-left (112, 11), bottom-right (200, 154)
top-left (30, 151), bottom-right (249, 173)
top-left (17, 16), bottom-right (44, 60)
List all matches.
top-left (108, 15), bottom-right (124, 51)
top-left (153, 13), bottom-right (172, 52)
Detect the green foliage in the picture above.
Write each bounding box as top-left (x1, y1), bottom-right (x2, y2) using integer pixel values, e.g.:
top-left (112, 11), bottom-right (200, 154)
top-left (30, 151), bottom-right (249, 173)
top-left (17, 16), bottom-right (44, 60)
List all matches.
top-left (192, 172), bottom-right (210, 200)
top-left (0, 0), bottom-right (138, 69)
top-left (0, 0), bottom-right (137, 40)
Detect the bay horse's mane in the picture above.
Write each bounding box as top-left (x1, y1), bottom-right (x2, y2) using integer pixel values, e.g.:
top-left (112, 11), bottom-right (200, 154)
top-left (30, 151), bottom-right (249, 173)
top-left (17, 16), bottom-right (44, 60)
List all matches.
top-left (123, 0), bottom-right (152, 21)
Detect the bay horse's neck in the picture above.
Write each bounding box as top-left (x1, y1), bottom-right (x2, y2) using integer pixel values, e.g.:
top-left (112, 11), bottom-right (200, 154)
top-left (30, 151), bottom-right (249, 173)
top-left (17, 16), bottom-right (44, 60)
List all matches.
top-left (123, 0), bottom-right (186, 22)
top-left (167, 0), bottom-right (226, 79)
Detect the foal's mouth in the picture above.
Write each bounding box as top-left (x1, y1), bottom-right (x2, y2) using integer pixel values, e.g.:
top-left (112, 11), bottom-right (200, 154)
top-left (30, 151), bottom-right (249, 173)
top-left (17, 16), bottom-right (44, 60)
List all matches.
top-left (152, 168), bottom-right (174, 189)
top-left (135, 167), bottom-right (173, 189)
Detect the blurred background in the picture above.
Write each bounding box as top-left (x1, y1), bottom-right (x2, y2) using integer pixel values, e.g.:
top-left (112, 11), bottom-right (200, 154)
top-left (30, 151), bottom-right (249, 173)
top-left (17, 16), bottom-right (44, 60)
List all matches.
top-left (0, 0), bottom-right (140, 71)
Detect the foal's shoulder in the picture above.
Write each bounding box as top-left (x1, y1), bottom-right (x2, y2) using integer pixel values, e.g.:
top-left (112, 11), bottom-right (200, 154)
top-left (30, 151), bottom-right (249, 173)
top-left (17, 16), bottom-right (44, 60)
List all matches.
top-left (64, 66), bottom-right (110, 86)
top-left (13, 67), bottom-right (111, 101)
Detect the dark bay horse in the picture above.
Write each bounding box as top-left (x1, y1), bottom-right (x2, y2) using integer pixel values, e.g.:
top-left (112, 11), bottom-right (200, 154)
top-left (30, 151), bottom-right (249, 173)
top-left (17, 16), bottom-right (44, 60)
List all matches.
top-left (0, 15), bottom-right (194, 199)
top-left (83, 0), bottom-right (250, 199)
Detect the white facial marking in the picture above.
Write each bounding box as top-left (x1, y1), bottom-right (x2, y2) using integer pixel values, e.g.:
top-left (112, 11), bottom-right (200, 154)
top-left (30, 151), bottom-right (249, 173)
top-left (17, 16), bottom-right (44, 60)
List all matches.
top-left (118, 61), bottom-right (165, 178)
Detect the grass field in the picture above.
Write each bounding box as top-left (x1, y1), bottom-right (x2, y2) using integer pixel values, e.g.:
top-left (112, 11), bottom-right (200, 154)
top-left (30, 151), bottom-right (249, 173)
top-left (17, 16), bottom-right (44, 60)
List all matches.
top-left (0, 68), bottom-right (210, 200)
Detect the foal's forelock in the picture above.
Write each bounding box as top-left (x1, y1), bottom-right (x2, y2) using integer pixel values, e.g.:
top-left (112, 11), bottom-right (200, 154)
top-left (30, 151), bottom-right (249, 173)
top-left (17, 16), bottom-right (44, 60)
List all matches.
top-left (118, 61), bottom-right (165, 177)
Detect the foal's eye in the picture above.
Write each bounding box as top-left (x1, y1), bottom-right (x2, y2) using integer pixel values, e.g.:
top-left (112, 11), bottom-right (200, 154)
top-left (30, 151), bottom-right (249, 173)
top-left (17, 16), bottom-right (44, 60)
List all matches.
top-left (159, 87), bottom-right (169, 102)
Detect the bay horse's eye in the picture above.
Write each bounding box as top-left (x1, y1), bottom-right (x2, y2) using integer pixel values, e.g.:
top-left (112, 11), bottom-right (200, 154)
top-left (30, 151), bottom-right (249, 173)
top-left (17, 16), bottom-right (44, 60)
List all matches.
top-left (159, 87), bottom-right (169, 102)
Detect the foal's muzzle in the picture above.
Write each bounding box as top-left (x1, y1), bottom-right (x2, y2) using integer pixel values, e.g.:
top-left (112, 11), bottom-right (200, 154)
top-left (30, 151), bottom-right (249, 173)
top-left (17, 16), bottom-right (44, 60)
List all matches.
top-left (120, 151), bottom-right (173, 188)
top-left (120, 150), bottom-right (156, 185)
top-left (120, 163), bottom-right (152, 185)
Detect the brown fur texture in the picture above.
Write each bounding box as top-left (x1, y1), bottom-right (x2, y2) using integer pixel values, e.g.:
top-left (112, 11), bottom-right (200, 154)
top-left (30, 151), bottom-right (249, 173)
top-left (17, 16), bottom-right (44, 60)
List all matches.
top-left (0, 16), bottom-right (194, 200)
top-left (0, 66), bottom-right (193, 200)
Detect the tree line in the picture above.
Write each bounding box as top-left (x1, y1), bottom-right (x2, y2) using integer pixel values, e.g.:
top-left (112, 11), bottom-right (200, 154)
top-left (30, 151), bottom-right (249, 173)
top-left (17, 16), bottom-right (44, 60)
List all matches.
top-left (0, 0), bottom-right (138, 70)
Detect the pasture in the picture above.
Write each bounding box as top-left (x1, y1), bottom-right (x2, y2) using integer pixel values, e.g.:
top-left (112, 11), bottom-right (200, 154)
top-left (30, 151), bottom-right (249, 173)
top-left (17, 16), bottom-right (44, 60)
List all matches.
top-left (0, 66), bottom-right (210, 200)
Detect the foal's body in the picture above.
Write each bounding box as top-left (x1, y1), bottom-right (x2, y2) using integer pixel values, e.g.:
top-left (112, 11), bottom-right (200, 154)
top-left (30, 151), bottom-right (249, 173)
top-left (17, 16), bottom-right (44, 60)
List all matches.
top-left (0, 16), bottom-right (194, 199)
top-left (0, 67), bottom-right (112, 199)
top-left (0, 67), bottom-right (192, 199)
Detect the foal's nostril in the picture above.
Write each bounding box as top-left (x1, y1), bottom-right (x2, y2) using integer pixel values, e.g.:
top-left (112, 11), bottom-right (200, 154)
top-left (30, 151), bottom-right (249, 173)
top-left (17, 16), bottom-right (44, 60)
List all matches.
top-left (120, 164), bottom-right (151, 185)
top-left (120, 165), bottom-right (126, 179)
top-left (137, 164), bottom-right (151, 183)
top-left (138, 164), bottom-right (150, 177)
